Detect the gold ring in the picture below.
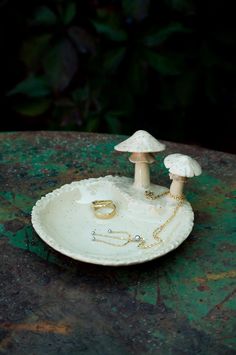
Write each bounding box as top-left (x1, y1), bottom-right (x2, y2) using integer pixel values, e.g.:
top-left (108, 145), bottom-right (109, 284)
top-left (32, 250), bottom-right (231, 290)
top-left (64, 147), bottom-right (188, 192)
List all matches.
top-left (91, 200), bottom-right (116, 219)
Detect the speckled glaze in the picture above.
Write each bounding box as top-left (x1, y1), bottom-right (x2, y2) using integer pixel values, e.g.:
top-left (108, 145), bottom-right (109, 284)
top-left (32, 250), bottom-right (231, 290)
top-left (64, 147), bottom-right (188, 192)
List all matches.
top-left (164, 153), bottom-right (202, 177)
top-left (164, 153), bottom-right (202, 197)
top-left (115, 130), bottom-right (166, 189)
top-left (114, 130), bottom-right (166, 153)
top-left (32, 176), bottom-right (194, 266)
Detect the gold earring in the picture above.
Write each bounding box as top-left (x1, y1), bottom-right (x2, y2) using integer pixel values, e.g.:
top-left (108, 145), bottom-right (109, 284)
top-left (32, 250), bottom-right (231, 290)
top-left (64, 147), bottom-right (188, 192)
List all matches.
top-left (91, 229), bottom-right (144, 247)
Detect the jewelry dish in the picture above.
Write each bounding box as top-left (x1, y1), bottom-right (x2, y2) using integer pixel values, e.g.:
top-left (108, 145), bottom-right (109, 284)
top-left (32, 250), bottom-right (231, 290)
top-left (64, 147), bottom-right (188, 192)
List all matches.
top-left (31, 175), bottom-right (194, 266)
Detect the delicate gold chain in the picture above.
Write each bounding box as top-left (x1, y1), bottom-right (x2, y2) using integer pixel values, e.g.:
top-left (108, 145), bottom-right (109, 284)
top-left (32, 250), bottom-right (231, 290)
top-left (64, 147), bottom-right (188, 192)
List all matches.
top-left (145, 190), bottom-right (169, 200)
top-left (91, 191), bottom-right (185, 249)
top-left (137, 236), bottom-right (162, 249)
top-left (139, 191), bottom-right (185, 249)
top-left (91, 229), bottom-right (143, 247)
top-left (168, 192), bottom-right (185, 202)
top-left (145, 189), bottom-right (185, 202)
top-left (138, 201), bottom-right (183, 249)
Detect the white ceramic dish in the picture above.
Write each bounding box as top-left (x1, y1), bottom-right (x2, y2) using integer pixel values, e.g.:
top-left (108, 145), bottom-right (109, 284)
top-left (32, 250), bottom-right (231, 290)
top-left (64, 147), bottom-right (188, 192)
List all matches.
top-left (31, 176), bottom-right (194, 266)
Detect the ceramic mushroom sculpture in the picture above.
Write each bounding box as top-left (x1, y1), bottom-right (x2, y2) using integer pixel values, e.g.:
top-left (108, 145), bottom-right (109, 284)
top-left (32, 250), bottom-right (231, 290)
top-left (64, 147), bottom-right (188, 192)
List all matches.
top-left (114, 130), bottom-right (165, 189)
top-left (164, 153), bottom-right (202, 199)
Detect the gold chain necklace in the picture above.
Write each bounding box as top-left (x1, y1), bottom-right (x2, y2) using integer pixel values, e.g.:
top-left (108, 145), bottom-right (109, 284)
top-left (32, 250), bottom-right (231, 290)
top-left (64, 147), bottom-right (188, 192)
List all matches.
top-left (138, 191), bottom-right (184, 249)
top-left (91, 190), bottom-right (184, 249)
top-left (144, 189), bottom-right (185, 202)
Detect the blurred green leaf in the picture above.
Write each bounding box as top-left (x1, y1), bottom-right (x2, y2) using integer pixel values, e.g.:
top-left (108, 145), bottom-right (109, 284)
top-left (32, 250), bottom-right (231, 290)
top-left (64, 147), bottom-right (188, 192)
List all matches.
top-left (43, 39), bottom-right (78, 91)
top-left (165, 0), bottom-right (195, 13)
top-left (105, 111), bottom-right (123, 133)
top-left (111, 84), bottom-right (135, 114)
top-left (205, 73), bottom-right (218, 103)
top-left (96, 9), bottom-right (110, 19)
top-left (175, 72), bottom-right (197, 106)
top-left (84, 115), bottom-right (100, 131)
top-left (158, 81), bottom-right (177, 110)
top-left (145, 50), bottom-right (181, 75)
top-left (92, 21), bottom-right (127, 41)
top-left (72, 86), bottom-right (89, 103)
top-left (96, 8), bottom-right (121, 27)
top-left (15, 99), bottom-right (51, 116)
top-left (21, 34), bottom-right (52, 69)
top-left (215, 31), bottom-right (236, 46)
top-left (8, 75), bottom-right (50, 97)
top-left (122, 0), bottom-right (150, 21)
top-left (62, 2), bottom-right (76, 25)
top-left (53, 98), bottom-right (81, 127)
top-left (68, 27), bottom-right (96, 54)
top-left (32, 6), bottom-right (57, 26)
top-left (104, 47), bottom-right (126, 72)
top-left (128, 58), bottom-right (146, 95)
top-left (144, 23), bottom-right (189, 47)
top-left (54, 98), bottom-right (75, 108)
top-left (200, 43), bottom-right (220, 68)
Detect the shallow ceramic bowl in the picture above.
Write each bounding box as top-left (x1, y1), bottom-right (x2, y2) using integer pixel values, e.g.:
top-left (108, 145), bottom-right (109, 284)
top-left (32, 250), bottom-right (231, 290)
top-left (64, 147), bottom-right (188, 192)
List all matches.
top-left (31, 176), bottom-right (194, 266)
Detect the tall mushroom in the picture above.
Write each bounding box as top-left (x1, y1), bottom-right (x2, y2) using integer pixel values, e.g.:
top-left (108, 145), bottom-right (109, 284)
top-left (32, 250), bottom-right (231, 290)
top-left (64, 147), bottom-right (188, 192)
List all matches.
top-left (114, 130), bottom-right (165, 189)
top-left (164, 153), bottom-right (202, 198)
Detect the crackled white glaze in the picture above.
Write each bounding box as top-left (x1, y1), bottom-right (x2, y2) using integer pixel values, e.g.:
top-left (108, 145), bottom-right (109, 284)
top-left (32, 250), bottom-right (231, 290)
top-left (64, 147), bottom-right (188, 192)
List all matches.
top-left (31, 176), bottom-right (194, 266)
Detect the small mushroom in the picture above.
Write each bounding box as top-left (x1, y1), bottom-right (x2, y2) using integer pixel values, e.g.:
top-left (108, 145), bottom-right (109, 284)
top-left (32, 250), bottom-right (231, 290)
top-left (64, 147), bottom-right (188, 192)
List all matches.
top-left (114, 130), bottom-right (165, 189)
top-left (164, 153), bottom-right (202, 198)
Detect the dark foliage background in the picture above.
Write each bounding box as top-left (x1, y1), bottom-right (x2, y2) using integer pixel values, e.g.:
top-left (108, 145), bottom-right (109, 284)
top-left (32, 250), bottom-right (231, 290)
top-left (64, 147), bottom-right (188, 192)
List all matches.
top-left (0, 0), bottom-right (236, 153)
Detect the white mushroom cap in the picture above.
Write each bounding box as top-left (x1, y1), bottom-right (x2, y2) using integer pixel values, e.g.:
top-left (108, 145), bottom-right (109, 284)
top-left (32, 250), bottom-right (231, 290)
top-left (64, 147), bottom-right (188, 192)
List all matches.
top-left (114, 130), bottom-right (165, 153)
top-left (164, 153), bottom-right (202, 177)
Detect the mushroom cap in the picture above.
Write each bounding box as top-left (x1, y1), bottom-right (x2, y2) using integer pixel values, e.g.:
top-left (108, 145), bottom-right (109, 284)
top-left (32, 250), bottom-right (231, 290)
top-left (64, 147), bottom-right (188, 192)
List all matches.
top-left (114, 130), bottom-right (165, 153)
top-left (164, 153), bottom-right (202, 177)
top-left (129, 152), bottom-right (155, 164)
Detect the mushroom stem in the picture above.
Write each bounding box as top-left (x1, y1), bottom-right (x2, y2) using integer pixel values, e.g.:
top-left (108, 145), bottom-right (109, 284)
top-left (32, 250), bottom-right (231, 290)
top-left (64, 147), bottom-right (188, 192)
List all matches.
top-left (169, 174), bottom-right (187, 197)
top-left (170, 180), bottom-right (184, 196)
top-left (134, 162), bottom-right (150, 189)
